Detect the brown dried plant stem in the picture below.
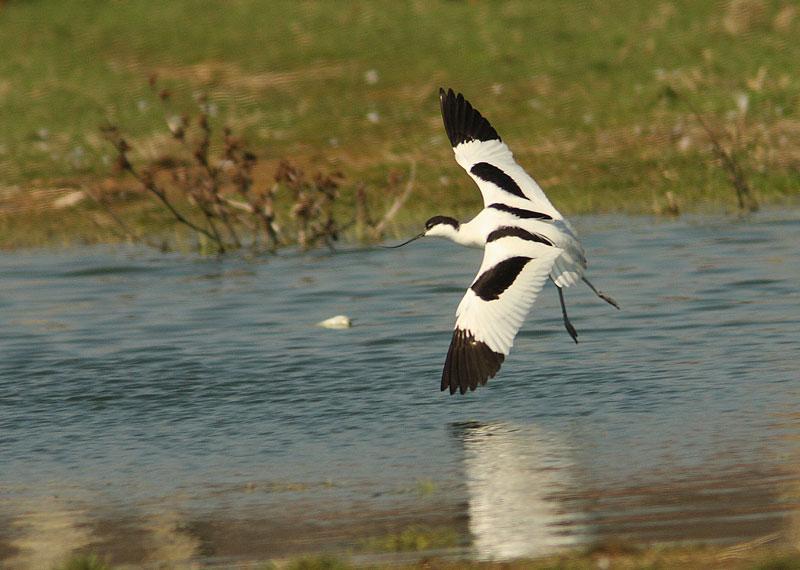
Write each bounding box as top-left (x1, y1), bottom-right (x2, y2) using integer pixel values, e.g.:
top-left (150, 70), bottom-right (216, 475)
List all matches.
top-left (258, 185), bottom-right (280, 251)
top-left (134, 167), bottom-right (225, 251)
top-left (84, 188), bottom-right (136, 241)
top-left (193, 115), bottom-right (242, 249)
top-left (105, 133), bottom-right (226, 252)
top-left (101, 81), bottom-right (389, 255)
top-left (371, 161), bottom-right (416, 239)
top-left (676, 90), bottom-right (759, 212)
top-left (224, 130), bottom-right (280, 251)
top-left (353, 183), bottom-right (371, 241)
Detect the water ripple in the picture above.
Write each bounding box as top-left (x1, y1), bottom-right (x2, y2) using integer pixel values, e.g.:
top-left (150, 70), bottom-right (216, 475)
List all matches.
top-left (1, 213), bottom-right (800, 561)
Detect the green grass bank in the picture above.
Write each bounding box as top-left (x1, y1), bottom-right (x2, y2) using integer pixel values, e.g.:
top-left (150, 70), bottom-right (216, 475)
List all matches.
top-left (1, 0), bottom-right (799, 248)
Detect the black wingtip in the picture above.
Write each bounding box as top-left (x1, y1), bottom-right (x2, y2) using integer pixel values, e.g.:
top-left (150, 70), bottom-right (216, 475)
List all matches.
top-left (439, 87), bottom-right (501, 148)
top-left (440, 328), bottom-right (505, 395)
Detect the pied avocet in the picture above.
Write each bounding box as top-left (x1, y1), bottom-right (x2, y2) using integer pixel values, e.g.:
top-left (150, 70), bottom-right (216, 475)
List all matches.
top-left (387, 88), bottom-right (618, 394)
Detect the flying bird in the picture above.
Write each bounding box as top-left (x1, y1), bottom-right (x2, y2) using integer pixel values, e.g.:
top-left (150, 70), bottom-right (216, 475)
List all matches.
top-left (387, 88), bottom-right (618, 394)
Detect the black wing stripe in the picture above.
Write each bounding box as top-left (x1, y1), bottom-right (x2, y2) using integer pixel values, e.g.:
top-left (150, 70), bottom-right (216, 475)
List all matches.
top-left (466, 343), bottom-right (480, 392)
top-left (441, 340), bottom-right (453, 393)
top-left (441, 328), bottom-right (505, 395)
top-left (439, 88), bottom-right (501, 148)
top-left (471, 256), bottom-right (532, 301)
top-left (470, 162), bottom-right (527, 200)
top-left (488, 203), bottom-right (553, 220)
top-left (487, 226), bottom-right (554, 246)
top-left (451, 336), bottom-right (462, 394)
top-left (466, 342), bottom-right (488, 392)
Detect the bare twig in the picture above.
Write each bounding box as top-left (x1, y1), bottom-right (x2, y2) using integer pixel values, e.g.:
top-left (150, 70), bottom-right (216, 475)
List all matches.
top-left (100, 79), bottom-right (392, 255)
top-left (84, 187), bottom-right (141, 243)
top-left (353, 183), bottom-right (371, 241)
top-left (668, 86), bottom-right (759, 213)
top-left (132, 165), bottom-right (223, 248)
top-left (372, 161), bottom-right (416, 238)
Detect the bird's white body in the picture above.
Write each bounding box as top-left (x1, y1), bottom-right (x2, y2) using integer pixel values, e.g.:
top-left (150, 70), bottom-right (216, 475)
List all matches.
top-left (413, 89), bottom-right (616, 394)
top-left (429, 206), bottom-right (586, 287)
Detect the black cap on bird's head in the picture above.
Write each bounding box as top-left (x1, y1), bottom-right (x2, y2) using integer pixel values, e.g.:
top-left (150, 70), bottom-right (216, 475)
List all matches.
top-left (423, 215), bottom-right (461, 240)
top-left (424, 215), bottom-right (460, 231)
top-left (381, 215), bottom-right (460, 249)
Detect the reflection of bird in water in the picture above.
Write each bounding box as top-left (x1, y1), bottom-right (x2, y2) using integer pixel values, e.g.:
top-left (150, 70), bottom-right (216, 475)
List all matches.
top-left (453, 421), bottom-right (587, 559)
top-left (386, 89), bottom-right (618, 394)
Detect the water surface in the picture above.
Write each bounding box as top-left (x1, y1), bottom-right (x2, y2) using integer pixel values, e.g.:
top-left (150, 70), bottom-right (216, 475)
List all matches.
top-left (2, 211), bottom-right (799, 565)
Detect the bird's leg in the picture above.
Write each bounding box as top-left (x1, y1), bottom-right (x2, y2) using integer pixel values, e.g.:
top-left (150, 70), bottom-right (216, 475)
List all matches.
top-left (582, 276), bottom-right (620, 309)
top-left (552, 278), bottom-right (578, 344)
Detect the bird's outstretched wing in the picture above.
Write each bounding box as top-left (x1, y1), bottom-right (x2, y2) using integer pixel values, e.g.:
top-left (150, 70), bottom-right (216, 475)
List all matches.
top-left (439, 87), bottom-right (561, 218)
top-left (442, 233), bottom-right (561, 394)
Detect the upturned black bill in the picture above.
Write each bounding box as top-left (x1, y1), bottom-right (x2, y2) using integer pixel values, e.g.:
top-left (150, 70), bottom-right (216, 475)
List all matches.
top-left (380, 233), bottom-right (425, 249)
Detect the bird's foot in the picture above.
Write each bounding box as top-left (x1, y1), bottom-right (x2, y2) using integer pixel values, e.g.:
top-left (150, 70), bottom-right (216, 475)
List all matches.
top-left (565, 321), bottom-right (579, 344)
top-left (598, 291), bottom-right (620, 310)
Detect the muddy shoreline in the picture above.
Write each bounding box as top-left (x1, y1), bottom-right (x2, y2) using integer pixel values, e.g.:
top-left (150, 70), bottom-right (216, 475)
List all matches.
top-left (4, 465), bottom-right (800, 567)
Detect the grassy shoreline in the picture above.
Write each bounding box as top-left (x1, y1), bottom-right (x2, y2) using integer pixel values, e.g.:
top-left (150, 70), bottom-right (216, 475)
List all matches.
top-left (6, 482), bottom-right (800, 569)
top-left (2, 1), bottom-right (799, 250)
top-left (50, 540), bottom-right (800, 570)
top-left (2, 174), bottom-right (799, 252)
top-left (2, 160), bottom-right (799, 252)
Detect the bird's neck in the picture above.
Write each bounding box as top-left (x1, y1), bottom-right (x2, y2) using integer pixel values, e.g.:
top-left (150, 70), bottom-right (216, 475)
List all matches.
top-left (449, 222), bottom-right (485, 248)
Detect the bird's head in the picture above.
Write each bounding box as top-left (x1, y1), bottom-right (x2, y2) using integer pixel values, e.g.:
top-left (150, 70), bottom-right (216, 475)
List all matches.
top-left (424, 215), bottom-right (460, 238)
top-left (381, 215), bottom-right (461, 249)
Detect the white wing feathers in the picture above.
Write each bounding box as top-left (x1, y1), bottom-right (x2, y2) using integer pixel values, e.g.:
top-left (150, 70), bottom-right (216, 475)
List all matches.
top-left (437, 88), bottom-right (592, 394)
top-left (439, 87), bottom-right (561, 218)
top-left (457, 241), bottom-right (560, 355)
top-left (453, 138), bottom-right (560, 217)
top-left (441, 238), bottom-right (561, 394)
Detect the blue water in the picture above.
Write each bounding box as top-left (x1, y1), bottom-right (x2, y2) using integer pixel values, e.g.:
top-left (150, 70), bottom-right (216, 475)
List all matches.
top-left (2, 211), bottom-right (800, 562)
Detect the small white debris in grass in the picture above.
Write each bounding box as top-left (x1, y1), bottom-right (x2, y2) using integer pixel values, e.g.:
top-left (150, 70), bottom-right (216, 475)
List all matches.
top-left (735, 92), bottom-right (749, 115)
top-left (364, 69), bottom-right (379, 85)
top-left (366, 111), bottom-right (380, 124)
top-left (317, 315), bottom-right (352, 329)
top-left (218, 159), bottom-right (236, 174)
top-left (166, 115), bottom-right (184, 135)
top-left (53, 191), bottom-right (85, 209)
top-left (68, 146), bottom-right (86, 168)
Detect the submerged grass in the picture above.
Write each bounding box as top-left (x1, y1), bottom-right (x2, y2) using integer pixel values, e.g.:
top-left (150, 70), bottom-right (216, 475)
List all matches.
top-left (55, 553), bottom-right (111, 570)
top-left (1, 0), bottom-right (800, 248)
top-left (358, 525), bottom-right (458, 553)
top-left (283, 555), bottom-right (354, 570)
top-left (53, 544), bottom-right (800, 569)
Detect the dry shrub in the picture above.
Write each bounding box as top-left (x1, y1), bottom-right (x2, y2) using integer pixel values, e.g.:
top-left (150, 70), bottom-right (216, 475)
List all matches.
top-left (659, 86), bottom-right (759, 213)
top-left (99, 78), bottom-right (412, 254)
